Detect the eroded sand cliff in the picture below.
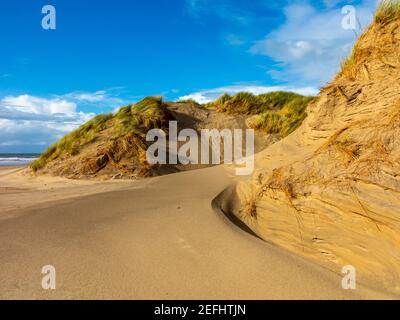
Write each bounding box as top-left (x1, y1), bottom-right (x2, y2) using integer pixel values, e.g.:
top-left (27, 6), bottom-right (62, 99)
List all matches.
top-left (221, 19), bottom-right (400, 292)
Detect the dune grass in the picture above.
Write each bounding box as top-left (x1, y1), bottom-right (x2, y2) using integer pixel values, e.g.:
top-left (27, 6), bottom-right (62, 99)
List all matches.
top-left (208, 91), bottom-right (303, 115)
top-left (339, 0), bottom-right (400, 80)
top-left (375, 0), bottom-right (400, 25)
top-left (340, 49), bottom-right (358, 80)
top-left (176, 98), bottom-right (203, 107)
top-left (31, 92), bottom-right (313, 172)
top-left (248, 95), bottom-right (314, 137)
top-left (30, 113), bottom-right (113, 172)
top-left (31, 97), bottom-right (172, 172)
top-left (114, 96), bottom-right (172, 137)
top-left (208, 91), bottom-right (314, 137)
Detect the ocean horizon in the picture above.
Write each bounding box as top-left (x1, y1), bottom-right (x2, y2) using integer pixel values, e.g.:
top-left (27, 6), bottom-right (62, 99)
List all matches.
top-left (0, 153), bottom-right (39, 167)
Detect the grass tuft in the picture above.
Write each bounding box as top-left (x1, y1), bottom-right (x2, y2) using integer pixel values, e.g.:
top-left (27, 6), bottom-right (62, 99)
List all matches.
top-left (31, 96), bottom-right (173, 172)
top-left (114, 96), bottom-right (172, 137)
top-left (340, 50), bottom-right (358, 80)
top-left (208, 91), bottom-right (314, 137)
top-left (208, 91), bottom-right (303, 115)
top-left (375, 0), bottom-right (400, 25)
top-left (248, 96), bottom-right (313, 137)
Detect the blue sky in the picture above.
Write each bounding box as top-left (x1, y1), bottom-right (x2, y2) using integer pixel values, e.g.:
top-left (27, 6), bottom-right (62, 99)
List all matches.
top-left (0, 0), bottom-right (378, 152)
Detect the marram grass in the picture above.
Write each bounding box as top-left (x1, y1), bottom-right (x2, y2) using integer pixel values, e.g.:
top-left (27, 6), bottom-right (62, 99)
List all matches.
top-left (375, 0), bottom-right (400, 25)
top-left (31, 92), bottom-right (315, 172)
top-left (31, 97), bottom-right (171, 172)
top-left (208, 91), bottom-right (314, 137)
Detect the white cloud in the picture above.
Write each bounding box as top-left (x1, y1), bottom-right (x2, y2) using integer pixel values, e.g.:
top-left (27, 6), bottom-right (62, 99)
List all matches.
top-left (0, 88), bottom-right (130, 152)
top-left (250, 1), bottom-right (377, 86)
top-left (62, 89), bottom-right (125, 107)
top-left (2, 95), bottom-right (77, 115)
top-left (0, 95), bottom-right (95, 153)
top-left (67, 91), bottom-right (107, 102)
top-left (178, 85), bottom-right (319, 104)
top-left (225, 34), bottom-right (245, 46)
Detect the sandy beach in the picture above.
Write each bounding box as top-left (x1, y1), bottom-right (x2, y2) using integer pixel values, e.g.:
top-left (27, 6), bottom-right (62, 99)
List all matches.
top-left (0, 165), bottom-right (393, 299)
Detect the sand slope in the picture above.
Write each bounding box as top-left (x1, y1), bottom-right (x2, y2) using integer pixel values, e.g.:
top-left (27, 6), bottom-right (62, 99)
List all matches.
top-left (0, 166), bottom-right (392, 299)
top-left (221, 19), bottom-right (400, 293)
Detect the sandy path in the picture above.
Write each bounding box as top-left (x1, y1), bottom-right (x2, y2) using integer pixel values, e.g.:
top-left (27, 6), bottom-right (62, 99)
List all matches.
top-left (0, 166), bottom-right (393, 299)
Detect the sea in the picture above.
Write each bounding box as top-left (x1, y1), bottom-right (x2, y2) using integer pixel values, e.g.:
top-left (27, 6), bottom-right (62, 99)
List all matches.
top-left (0, 153), bottom-right (40, 167)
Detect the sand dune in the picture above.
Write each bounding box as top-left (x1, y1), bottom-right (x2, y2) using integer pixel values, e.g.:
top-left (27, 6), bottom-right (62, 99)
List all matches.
top-left (0, 166), bottom-right (393, 299)
top-left (221, 18), bottom-right (400, 294)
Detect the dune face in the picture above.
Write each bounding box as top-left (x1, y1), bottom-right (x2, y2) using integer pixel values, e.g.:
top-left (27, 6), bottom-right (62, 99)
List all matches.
top-left (222, 19), bottom-right (400, 292)
top-left (30, 97), bottom-right (174, 179)
top-left (30, 95), bottom-right (297, 180)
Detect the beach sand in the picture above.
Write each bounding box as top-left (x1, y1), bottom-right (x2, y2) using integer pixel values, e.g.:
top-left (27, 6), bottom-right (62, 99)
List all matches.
top-left (0, 166), bottom-right (137, 220)
top-left (0, 166), bottom-right (394, 299)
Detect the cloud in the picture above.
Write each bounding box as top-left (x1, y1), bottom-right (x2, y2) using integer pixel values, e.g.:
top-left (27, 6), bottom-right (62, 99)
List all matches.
top-left (178, 85), bottom-right (319, 104)
top-left (225, 34), bottom-right (245, 46)
top-left (0, 87), bottom-right (131, 152)
top-left (0, 119), bottom-right (76, 153)
top-left (2, 95), bottom-right (77, 115)
top-left (0, 94), bottom-right (95, 153)
top-left (62, 89), bottom-right (125, 107)
top-left (185, 0), bottom-right (251, 24)
top-left (250, 1), bottom-right (377, 86)
top-left (66, 91), bottom-right (107, 102)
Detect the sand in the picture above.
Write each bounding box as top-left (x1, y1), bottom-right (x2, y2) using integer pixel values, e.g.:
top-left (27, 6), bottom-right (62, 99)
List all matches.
top-left (0, 166), bottom-right (137, 219)
top-left (223, 20), bottom-right (400, 294)
top-left (0, 165), bottom-right (394, 299)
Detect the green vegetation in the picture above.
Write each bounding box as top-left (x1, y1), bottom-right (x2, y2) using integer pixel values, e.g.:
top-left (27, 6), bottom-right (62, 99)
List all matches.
top-left (208, 91), bottom-right (303, 115)
top-left (176, 98), bottom-right (204, 108)
top-left (208, 91), bottom-right (314, 137)
top-left (248, 95), bottom-right (314, 137)
top-left (31, 96), bottom-right (172, 172)
top-left (30, 113), bottom-right (113, 172)
top-left (114, 96), bottom-right (172, 137)
top-left (31, 92), bottom-right (314, 172)
top-left (375, 0), bottom-right (400, 25)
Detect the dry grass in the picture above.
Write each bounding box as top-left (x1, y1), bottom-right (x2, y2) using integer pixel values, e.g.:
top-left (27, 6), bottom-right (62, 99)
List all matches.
top-left (340, 51), bottom-right (358, 80)
top-left (176, 99), bottom-right (205, 108)
top-left (243, 200), bottom-right (258, 219)
top-left (339, 0), bottom-right (400, 80)
top-left (375, 0), bottom-right (400, 25)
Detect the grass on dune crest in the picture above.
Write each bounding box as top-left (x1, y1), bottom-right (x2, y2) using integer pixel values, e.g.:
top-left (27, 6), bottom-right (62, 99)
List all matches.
top-left (340, 0), bottom-right (400, 80)
top-left (340, 49), bottom-right (358, 81)
top-left (208, 91), bottom-right (314, 137)
top-left (375, 0), bottom-right (400, 25)
top-left (114, 96), bottom-right (172, 137)
top-left (176, 98), bottom-right (203, 107)
top-left (248, 95), bottom-right (314, 137)
top-left (208, 91), bottom-right (303, 115)
top-left (30, 113), bottom-right (113, 172)
top-left (31, 96), bottom-right (172, 172)
top-left (31, 92), bottom-right (314, 172)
